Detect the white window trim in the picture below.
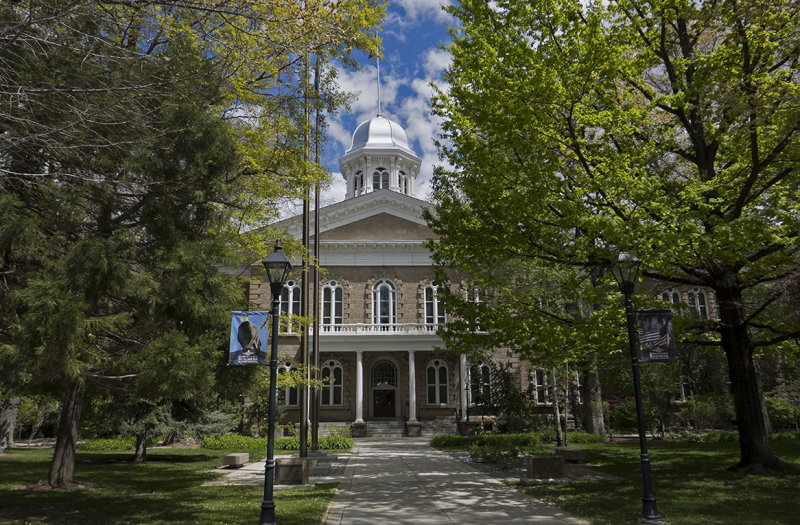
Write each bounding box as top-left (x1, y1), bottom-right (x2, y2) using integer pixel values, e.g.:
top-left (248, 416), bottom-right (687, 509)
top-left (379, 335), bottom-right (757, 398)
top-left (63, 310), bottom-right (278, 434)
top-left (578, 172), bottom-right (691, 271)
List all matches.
top-left (372, 278), bottom-right (397, 326)
top-left (321, 360), bottom-right (344, 406)
top-left (426, 359), bottom-right (449, 406)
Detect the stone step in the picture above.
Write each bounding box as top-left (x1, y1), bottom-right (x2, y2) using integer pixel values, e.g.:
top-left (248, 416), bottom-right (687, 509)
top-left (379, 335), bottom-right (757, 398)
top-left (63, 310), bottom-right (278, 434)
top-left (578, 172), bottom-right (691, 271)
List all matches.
top-left (365, 420), bottom-right (406, 438)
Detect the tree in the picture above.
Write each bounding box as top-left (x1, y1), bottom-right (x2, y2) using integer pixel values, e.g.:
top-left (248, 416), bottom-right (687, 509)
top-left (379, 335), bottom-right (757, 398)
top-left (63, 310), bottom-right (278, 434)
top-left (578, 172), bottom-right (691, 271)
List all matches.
top-left (1, 1), bottom-right (385, 486)
top-left (430, 0), bottom-right (800, 473)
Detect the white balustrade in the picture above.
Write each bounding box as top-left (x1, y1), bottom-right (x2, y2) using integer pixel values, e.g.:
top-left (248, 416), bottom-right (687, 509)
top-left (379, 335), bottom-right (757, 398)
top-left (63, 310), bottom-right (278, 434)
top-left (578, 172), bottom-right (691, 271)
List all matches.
top-left (317, 323), bottom-right (439, 335)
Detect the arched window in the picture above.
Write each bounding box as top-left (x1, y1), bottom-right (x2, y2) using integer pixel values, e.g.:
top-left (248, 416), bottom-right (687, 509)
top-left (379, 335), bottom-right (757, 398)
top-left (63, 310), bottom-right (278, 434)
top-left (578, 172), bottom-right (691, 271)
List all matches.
top-left (399, 171), bottom-right (408, 194)
top-left (322, 281), bottom-right (343, 330)
top-left (372, 360), bottom-right (397, 386)
top-left (278, 362), bottom-right (298, 406)
top-left (321, 360), bottom-right (343, 406)
top-left (425, 283), bottom-right (446, 329)
top-left (660, 288), bottom-right (681, 304)
top-left (691, 288), bottom-right (709, 319)
top-left (372, 279), bottom-right (397, 329)
top-left (354, 171), bottom-right (364, 196)
top-left (280, 280), bottom-right (301, 333)
top-left (469, 362), bottom-right (491, 405)
top-left (372, 167), bottom-right (389, 190)
top-left (426, 359), bottom-right (448, 405)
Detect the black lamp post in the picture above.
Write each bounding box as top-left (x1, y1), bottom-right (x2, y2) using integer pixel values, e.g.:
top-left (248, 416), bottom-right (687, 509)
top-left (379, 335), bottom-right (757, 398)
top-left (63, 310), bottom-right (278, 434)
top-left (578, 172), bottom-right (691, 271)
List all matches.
top-left (260, 243), bottom-right (293, 525)
top-left (609, 252), bottom-right (662, 524)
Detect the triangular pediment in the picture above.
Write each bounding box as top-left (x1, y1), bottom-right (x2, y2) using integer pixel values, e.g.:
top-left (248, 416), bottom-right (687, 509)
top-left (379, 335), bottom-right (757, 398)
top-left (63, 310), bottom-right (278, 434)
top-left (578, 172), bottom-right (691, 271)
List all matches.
top-left (321, 213), bottom-right (432, 241)
top-left (273, 190), bottom-right (433, 239)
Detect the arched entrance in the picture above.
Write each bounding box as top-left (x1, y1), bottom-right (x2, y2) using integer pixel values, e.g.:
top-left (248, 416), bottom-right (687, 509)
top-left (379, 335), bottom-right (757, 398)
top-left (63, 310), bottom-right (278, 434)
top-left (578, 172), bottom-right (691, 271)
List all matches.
top-left (370, 359), bottom-right (398, 418)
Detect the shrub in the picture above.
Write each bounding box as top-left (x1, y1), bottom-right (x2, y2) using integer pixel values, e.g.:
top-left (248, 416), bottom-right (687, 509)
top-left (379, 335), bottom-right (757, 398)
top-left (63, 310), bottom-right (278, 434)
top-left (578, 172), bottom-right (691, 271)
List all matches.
top-left (203, 434), bottom-right (268, 450)
top-left (326, 424), bottom-right (352, 438)
top-left (700, 431), bottom-right (739, 443)
top-left (538, 426), bottom-right (557, 443)
top-left (469, 443), bottom-right (521, 468)
top-left (765, 397), bottom-right (798, 431)
top-left (318, 435), bottom-right (353, 450)
top-left (771, 431), bottom-right (800, 441)
top-left (202, 433), bottom-right (353, 451)
top-left (679, 396), bottom-right (735, 430)
top-left (430, 434), bottom-right (471, 448)
top-left (78, 437), bottom-right (136, 451)
top-left (564, 431), bottom-right (604, 444)
top-left (274, 437), bottom-right (300, 450)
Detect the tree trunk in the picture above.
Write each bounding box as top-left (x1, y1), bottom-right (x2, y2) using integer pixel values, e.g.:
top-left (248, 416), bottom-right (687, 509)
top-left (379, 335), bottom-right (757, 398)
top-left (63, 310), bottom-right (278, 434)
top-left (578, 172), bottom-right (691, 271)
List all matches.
top-left (715, 276), bottom-right (792, 474)
top-left (0, 398), bottom-right (19, 451)
top-left (551, 369), bottom-right (563, 447)
top-left (133, 432), bottom-right (147, 463)
top-left (581, 354), bottom-right (605, 435)
top-left (47, 380), bottom-right (83, 487)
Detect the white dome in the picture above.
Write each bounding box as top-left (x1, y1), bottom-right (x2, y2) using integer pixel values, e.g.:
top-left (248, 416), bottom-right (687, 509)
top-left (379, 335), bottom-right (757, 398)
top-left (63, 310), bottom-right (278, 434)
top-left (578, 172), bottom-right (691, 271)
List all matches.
top-left (347, 115), bottom-right (413, 154)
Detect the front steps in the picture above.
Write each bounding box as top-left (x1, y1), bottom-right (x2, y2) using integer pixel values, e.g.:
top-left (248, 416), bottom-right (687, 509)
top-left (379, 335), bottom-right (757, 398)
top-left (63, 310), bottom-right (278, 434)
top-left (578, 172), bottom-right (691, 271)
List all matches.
top-left (365, 420), bottom-right (406, 438)
top-left (315, 419), bottom-right (459, 439)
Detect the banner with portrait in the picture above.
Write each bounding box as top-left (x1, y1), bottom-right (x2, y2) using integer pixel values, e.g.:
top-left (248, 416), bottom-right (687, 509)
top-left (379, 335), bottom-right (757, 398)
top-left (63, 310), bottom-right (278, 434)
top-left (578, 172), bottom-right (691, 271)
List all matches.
top-left (636, 309), bottom-right (676, 363)
top-left (228, 311), bottom-right (270, 366)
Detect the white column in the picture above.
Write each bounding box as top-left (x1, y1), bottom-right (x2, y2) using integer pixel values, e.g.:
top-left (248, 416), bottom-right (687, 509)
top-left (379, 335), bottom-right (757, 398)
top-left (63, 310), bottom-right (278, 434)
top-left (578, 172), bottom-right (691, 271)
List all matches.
top-left (460, 354), bottom-right (468, 421)
top-left (355, 351), bottom-right (364, 423)
top-left (408, 350), bottom-right (417, 422)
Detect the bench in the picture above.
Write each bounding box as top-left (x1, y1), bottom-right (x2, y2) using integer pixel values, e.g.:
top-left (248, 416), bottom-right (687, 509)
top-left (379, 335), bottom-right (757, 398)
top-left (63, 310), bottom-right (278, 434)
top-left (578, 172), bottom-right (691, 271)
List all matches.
top-left (223, 452), bottom-right (249, 468)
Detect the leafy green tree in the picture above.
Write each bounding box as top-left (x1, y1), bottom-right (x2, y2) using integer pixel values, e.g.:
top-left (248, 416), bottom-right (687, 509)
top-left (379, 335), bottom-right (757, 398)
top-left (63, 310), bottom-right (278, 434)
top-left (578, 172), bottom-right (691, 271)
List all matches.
top-left (430, 0), bottom-right (800, 473)
top-left (1, 1), bottom-right (386, 486)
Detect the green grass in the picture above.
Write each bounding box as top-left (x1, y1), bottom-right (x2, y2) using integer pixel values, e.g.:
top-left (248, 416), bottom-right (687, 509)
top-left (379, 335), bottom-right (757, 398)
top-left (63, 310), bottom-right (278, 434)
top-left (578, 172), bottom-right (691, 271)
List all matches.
top-left (513, 439), bottom-right (800, 525)
top-left (0, 447), bottom-right (336, 524)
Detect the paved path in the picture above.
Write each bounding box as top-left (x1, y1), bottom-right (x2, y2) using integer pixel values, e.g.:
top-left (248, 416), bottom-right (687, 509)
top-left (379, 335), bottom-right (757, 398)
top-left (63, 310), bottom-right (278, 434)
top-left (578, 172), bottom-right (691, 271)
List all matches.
top-left (324, 438), bottom-right (587, 525)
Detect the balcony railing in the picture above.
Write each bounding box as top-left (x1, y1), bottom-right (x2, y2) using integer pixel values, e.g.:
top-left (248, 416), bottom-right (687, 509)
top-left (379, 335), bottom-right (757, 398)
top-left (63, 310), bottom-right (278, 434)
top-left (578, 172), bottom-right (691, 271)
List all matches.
top-left (318, 323), bottom-right (440, 335)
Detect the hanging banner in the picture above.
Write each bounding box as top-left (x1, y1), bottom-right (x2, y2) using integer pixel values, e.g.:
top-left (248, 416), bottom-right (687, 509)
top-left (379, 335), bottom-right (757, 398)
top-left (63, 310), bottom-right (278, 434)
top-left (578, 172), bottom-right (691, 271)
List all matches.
top-left (229, 311), bottom-right (270, 366)
top-left (636, 309), bottom-right (676, 363)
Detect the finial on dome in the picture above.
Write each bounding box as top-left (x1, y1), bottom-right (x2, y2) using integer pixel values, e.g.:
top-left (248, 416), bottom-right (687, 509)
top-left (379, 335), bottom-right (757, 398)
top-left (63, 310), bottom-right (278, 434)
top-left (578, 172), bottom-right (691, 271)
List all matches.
top-left (377, 54), bottom-right (382, 117)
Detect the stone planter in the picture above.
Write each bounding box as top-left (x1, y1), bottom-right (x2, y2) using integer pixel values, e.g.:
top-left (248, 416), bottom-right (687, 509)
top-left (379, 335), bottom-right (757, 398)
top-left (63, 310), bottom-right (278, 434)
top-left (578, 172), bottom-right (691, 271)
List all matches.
top-left (526, 454), bottom-right (565, 479)
top-left (276, 457), bottom-right (309, 485)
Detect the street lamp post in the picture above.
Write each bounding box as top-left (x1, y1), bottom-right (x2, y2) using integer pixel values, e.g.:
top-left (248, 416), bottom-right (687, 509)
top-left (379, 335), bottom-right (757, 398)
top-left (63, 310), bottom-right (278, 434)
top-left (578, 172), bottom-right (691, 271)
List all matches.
top-left (609, 252), bottom-right (662, 524)
top-left (260, 243), bottom-right (293, 525)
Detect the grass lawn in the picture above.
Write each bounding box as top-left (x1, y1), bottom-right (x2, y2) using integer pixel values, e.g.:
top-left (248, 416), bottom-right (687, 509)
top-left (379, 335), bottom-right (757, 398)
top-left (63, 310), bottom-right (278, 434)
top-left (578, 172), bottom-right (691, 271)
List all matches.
top-left (0, 447), bottom-right (337, 524)
top-left (513, 438), bottom-right (800, 525)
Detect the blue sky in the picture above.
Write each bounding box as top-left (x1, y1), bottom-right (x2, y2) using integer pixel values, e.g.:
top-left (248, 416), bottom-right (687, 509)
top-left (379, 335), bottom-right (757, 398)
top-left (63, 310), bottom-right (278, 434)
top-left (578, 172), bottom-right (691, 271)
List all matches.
top-left (319, 0), bottom-right (454, 207)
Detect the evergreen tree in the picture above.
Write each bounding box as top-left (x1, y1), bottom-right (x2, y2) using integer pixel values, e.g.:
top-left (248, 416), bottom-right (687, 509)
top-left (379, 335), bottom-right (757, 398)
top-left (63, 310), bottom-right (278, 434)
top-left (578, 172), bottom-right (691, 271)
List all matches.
top-left (1, 0), bottom-right (385, 486)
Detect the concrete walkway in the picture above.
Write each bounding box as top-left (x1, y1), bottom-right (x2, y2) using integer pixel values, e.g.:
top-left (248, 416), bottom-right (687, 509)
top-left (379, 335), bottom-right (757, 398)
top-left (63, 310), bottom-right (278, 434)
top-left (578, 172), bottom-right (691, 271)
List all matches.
top-left (324, 438), bottom-right (587, 525)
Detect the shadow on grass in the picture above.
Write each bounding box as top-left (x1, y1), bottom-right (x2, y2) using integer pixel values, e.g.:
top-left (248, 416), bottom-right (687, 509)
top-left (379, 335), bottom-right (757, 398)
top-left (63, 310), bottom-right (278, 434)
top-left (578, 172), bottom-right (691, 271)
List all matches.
top-left (517, 440), bottom-right (800, 525)
top-left (0, 448), bottom-right (335, 525)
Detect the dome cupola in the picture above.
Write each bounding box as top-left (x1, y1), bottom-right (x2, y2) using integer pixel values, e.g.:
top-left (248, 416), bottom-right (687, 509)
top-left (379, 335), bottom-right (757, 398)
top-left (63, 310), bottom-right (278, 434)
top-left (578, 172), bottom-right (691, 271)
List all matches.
top-left (339, 114), bottom-right (422, 200)
top-left (347, 114), bottom-right (413, 154)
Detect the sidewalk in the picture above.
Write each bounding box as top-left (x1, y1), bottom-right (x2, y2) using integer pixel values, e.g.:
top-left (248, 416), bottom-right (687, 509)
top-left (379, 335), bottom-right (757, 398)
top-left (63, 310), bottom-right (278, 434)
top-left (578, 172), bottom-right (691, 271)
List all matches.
top-left (208, 438), bottom-right (588, 524)
top-left (324, 438), bottom-right (587, 525)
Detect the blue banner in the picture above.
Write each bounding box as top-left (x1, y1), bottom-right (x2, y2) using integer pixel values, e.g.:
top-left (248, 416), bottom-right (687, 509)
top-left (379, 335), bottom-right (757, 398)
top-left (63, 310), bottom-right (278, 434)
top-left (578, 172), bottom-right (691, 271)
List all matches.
top-left (229, 311), bottom-right (270, 366)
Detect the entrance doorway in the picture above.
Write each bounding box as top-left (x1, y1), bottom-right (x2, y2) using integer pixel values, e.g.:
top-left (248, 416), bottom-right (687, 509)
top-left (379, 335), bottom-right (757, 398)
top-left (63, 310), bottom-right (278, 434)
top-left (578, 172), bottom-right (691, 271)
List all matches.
top-left (371, 359), bottom-right (398, 418)
top-left (373, 390), bottom-right (395, 417)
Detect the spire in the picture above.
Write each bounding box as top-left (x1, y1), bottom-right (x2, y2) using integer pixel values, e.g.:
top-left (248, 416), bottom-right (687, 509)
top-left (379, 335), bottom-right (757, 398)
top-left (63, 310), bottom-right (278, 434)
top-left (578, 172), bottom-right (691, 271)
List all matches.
top-left (376, 54), bottom-right (382, 116)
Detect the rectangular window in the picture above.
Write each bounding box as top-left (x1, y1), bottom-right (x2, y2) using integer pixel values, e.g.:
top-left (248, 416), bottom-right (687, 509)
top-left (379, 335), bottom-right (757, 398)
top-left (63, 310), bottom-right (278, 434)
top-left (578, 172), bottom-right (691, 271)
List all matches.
top-left (333, 367), bottom-right (343, 405)
top-left (535, 370), bottom-right (548, 405)
top-left (427, 367), bottom-right (436, 404)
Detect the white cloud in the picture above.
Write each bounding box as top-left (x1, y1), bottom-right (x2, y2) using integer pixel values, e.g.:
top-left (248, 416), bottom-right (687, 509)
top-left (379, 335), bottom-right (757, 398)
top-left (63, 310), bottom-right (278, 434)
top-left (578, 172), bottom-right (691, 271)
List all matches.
top-left (392, 0), bottom-right (453, 23)
top-left (321, 172), bottom-right (347, 206)
top-left (317, 1), bottom-right (454, 207)
top-left (423, 48), bottom-right (451, 81)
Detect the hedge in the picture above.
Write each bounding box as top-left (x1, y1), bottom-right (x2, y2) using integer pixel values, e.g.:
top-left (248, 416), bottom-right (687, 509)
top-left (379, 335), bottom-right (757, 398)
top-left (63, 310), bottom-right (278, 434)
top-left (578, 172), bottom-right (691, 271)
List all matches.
top-left (203, 433), bottom-right (353, 451)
